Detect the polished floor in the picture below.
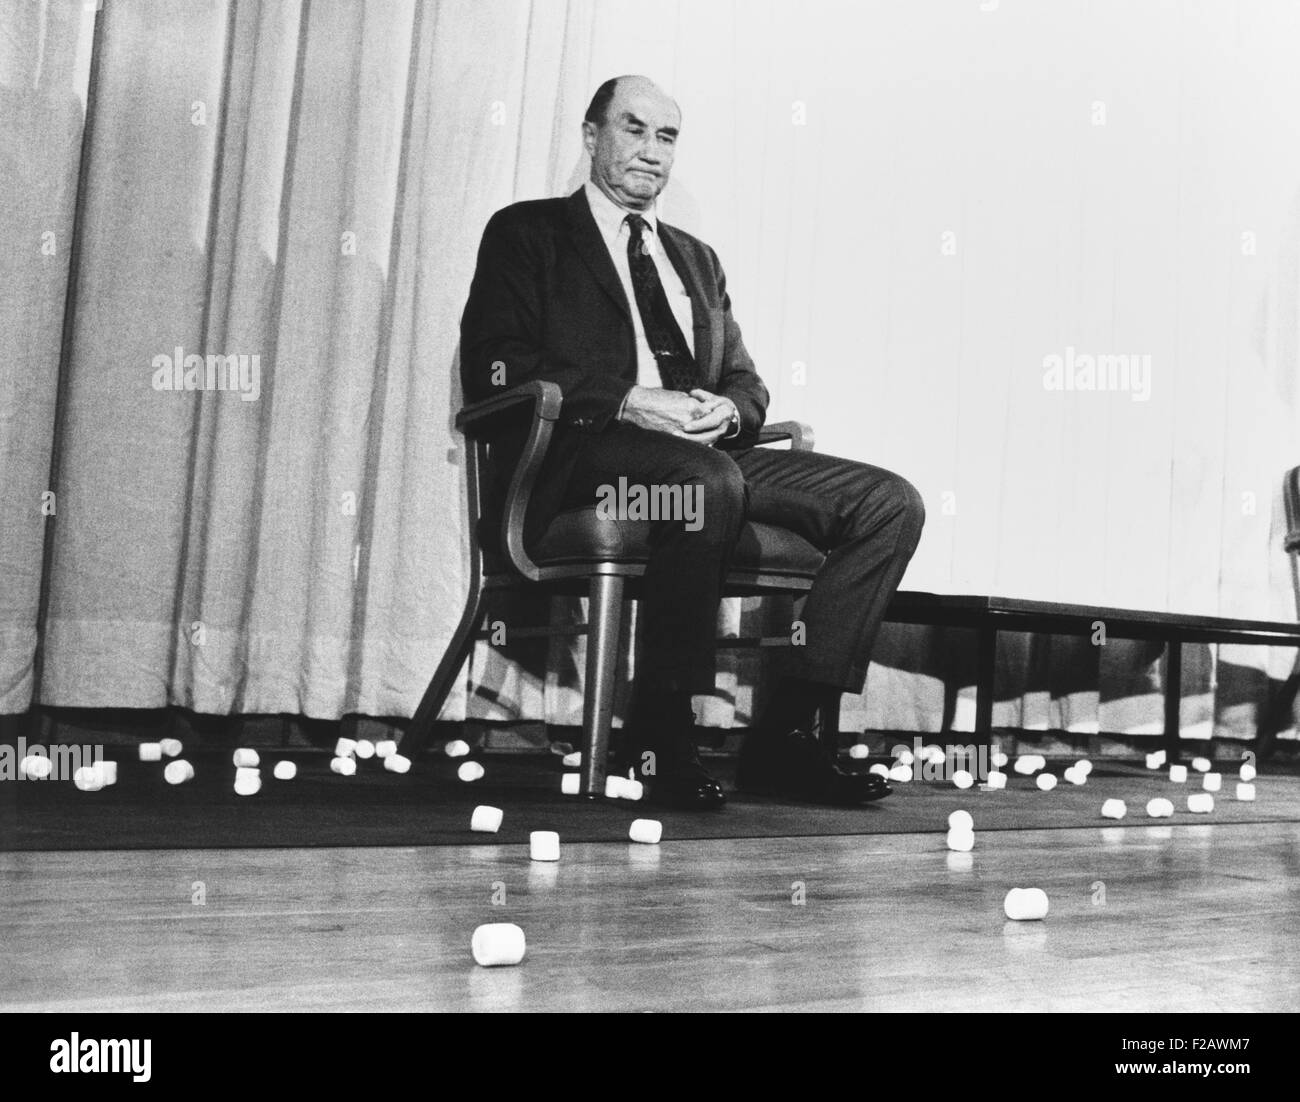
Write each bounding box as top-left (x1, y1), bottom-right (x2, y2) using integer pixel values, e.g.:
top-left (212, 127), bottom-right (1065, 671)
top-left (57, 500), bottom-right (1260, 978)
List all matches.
top-left (2, 819), bottom-right (1297, 1011)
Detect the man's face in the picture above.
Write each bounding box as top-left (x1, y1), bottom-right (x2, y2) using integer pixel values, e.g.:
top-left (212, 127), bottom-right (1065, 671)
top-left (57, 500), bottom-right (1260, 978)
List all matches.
top-left (584, 81), bottom-right (680, 210)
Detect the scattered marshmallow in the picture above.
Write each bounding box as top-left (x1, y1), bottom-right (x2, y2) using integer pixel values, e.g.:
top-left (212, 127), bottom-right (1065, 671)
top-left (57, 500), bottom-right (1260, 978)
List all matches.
top-left (923, 744), bottom-right (946, 764)
top-left (1004, 887), bottom-right (1050, 921)
top-left (1145, 749), bottom-right (1167, 769)
top-left (1235, 782), bottom-right (1256, 802)
top-left (888, 764), bottom-right (912, 783)
top-left (444, 740), bottom-right (470, 758)
top-left (383, 754), bottom-right (411, 774)
top-left (272, 760), bottom-right (297, 781)
top-left (1239, 763), bottom-right (1256, 783)
top-left (946, 828), bottom-right (974, 853)
top-left (139, 743), bottom-right (162, 762)
top-left (354, 740), bottom-right (376, 761)
top-left (1202, 772), bottom-right (1221, 793)
top-left (1036, 773), bottom-right (1057, 792)
top-left (986, 770), bottom-right (1007, 790)
top-left (163, 760), bottom-right (194, 785)
top-left (1063, 766), bottom-right (1086, 786)
top-left (334, 737), bottom-right (357, 758)
top-left (471, 922), bottom-right (526, 967)
top-left (848, 743), bottom-right (869, 760)
top-left (234, 772), bottom-right (262, 796)
top-left (1101, 798), bottom-right (1127, 820)
top-left (561, 773), bottom-right (580, 795)
top-left (374, 739), bottom-right (398, 760)
top-left (97, 761), bottom-right (117, 786)
top-left (529, 830), bottom-right (560, 862)
top-left (159, 738), bottom-right (183, 758)
top-left (19, 755), bottom-right (51, 780)
top-left (991, 751), bottom-right (1009, 768)
top-left (1075, 759), bottom-right (1093, 776)
top-left (948, 810), bottom-right (974, 832)
top-left (629, 818), bottom-right (662, 845)
top-left (73, 766), bottom-right (104, 792)
top-left (235, 766), bottom-right (260, 784)
top-left (1191, 756), bottom-right (1211, 773)
top-left (561, 751), bottom-right (581, 768)
top-left (1169, 764), bottom-right (1187, 783)
top-left (471, 805), bottom-right (503, 833)
top-left (869, 763), bottom-right (890, 778)
top-left (1187, 793), bottom-right (1214, 814)
top-left (458, 761), bottom-right (485, 783)
top-left (895, 749), bottom-right (915, 766)
top-left (1146, 797), bottom-right (1174, 818)
top-left (232, 748), bottom-right (259, 768)
top-left (953, 770), bottom-right (973, 790)
top-left (330, 756), bottom-right (357, 776)
top-left (623, 779), bottom-right (644, 801)
top-left (605, 776), bottom-right (630, 800)
top-left (1014, 755), bottom-right (1044, 775)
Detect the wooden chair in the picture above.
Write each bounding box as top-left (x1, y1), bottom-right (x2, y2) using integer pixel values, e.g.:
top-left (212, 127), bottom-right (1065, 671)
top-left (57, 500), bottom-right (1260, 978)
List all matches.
top-left (1255, 464), bottom-right (1300, 758)
top-left (403, 380), bottom-right (835, 795)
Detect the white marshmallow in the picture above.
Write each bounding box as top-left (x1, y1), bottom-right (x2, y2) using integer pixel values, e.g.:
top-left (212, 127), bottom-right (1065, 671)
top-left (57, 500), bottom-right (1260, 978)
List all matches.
top-left (561, 773), bottom-right (580, 795)
top-left (605, 776), bottom-right (629, 799)
top-left (1169, 764), bottom-right (1188, 783)
top-left (232, 748), bottom-right (259, 768)
top-left (73, 766), bottom-right (104, 792)
top-left (1076, 759), bottom-right (1093, 776)
top-left (623, 779), bottom-right (644, 801)
top-left (894, 749), bottom-right (915, 766)
top-left (1101, 798), bottom-right (1127, 820)
top-left (163, 760), bottom-right (194, 785)
top-left (1191, 756), bottom-right (1211, 773)
top-left (1064, 767), bottom-right (1086, 785)
top-left (991, 751), bottom-right (1009, 768)
top-left (948, 810), bottom-right (974, 832)
top-left (334, 737), bottom-right (357, 758)
top-left (471, 922), bottom-right (526, 967)
top-left (444, 739), bottom-right (470, 758)
top-left (1236, 782), bottom-right (1256, 801)
top-left (471, 805), bottom-right (503, 833)
top-left (986, 770), bottom-right (1007, 790)
top-left (946, 828), bottom-right (974, 853)
top-left (924, 744), bottom-right (946, 764)
top-left (561, 751), bottom-right (581, 768)
top-left (235, 766), bottom-right (260, 784)
top-left (1187, 793), bottom-right (1214, 814)
top-left (96, 761), bottom-right (117, 786)
top-left (888, 764), bottom-right (912, 783)
top-left (1036, 773), bottom-right (1057, 792)
top-left (354, 740), bottom-right (376, 760)
top-left (457, 761), bottom-right (485, 783)
top-left (375, 739), bottom-right (398, 759)
top-left (529, 830), bottom-right (560, 862)
top-left (1014, 755), bottom-right (1042, 775)
top-left (272, 760), bottom-right (297, 781)
top-left (952, 770), bottom-right (974, 790)
top-left (159, 738), bottom-right (183, 758)
top-left (629, 818), bottom-right (662, 845)
top-left (19, 755), bottom-right (52, 780)
top-left (1004, 887), bottom-right (1050, 921)
top-left (848, 743), bottom-right (869, 760)
top-left (383, 754), bottom-right (412, 774)
top-left (946, 851), bottom-right (974, 873)
top-left (330, 756), bottom-right (357, 776)
top-left (139, 742), bottom-right (162, 762)
top-left (1145, 750), bottom-right (1166, 769)
top-left (1239, 763), bottom-right (1256, 783)
top-left (869, 763), bottom-right (890, 778)
top-left (1146, 797), bottom-right (1175, 818)
top-left (234, 772), bottom-right (262, 796)
top-left (1202, 772), bottom-right (1221, 793)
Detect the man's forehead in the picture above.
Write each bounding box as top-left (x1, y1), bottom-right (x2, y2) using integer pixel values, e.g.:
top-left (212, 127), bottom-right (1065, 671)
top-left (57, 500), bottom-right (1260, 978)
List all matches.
top-left (610, 87), bottom-right (680, 128)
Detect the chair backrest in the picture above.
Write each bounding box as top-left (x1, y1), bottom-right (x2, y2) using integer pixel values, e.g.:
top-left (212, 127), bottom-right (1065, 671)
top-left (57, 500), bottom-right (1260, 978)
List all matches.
top-left (1284, 466), bottom-right (1300, 554)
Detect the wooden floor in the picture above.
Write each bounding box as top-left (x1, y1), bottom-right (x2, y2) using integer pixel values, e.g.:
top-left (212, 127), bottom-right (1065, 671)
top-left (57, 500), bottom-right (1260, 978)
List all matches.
top-left (2, 821), bottom-right (1297, 1012)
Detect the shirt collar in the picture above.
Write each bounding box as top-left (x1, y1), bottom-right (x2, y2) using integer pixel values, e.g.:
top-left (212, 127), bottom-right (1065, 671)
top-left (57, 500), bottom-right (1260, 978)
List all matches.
top-left (584, 179), bottom-right (659, 239)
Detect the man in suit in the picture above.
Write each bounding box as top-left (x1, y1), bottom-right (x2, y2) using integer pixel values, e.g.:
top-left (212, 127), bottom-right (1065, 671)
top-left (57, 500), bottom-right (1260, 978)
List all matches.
top-left (461, 76), bottom-right (925, 810)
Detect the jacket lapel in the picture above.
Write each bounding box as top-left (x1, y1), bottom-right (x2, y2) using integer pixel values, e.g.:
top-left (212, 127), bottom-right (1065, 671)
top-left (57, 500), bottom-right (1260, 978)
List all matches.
top-left (565, 189), bottom-right (632, 323)
top-left (658, 223), bottom-right (715, 374)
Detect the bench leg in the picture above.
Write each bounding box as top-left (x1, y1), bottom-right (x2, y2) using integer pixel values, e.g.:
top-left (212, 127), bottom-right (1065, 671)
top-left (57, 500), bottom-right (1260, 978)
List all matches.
top-left (580, 574), bottom-right (624, 798)
top-left (1162, 638), bottom-right (1182, 764)
top-left (974, 625), bottom-right (996, 773)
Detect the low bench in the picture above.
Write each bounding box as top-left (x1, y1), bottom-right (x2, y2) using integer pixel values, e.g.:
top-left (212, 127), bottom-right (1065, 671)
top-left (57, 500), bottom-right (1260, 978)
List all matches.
top-left (883, 592), bottom-right (1300, 763)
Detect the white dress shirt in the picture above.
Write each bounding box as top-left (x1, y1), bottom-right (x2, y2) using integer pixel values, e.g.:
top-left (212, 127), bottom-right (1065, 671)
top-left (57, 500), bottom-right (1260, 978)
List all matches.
top-left (583, 180), bottom-right (696, 391)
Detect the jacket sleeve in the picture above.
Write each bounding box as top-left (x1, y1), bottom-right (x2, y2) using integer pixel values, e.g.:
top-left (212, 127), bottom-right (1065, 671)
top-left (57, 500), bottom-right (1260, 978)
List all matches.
top-left (460, 208), bottom-right (634, 431)
top-left (707, 245), bottom-right (770, 447)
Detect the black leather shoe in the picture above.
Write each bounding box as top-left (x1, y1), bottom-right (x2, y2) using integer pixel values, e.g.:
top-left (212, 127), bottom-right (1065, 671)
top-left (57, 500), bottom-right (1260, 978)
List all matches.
top-left (618, 731), bottom-right (726, 811)
top-left (737, 728), bottom-right (892, 805)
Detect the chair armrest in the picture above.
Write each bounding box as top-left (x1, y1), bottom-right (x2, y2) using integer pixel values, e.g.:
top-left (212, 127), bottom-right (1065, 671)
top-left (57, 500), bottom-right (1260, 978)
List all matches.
top-left (756, 420), bottom-right (815, 452)
top-left (455, 380), bottom-right (562, 436)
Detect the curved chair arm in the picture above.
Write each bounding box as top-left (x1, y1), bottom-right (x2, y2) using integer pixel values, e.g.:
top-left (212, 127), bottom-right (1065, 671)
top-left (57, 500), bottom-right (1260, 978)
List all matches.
top-left (455, 381), bottom-right (563, 583)
top-left (756, 420), bottom-right (815, 452)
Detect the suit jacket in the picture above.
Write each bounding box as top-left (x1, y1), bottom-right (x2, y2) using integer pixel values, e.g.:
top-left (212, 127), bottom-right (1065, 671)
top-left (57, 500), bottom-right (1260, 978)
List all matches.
top-left (460, 186), bottom-right (770, 549)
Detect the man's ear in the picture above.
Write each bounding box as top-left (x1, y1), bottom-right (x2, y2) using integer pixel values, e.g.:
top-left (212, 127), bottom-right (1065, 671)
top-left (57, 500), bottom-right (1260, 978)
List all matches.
top-left (581, 120), bottom-right (598, 157)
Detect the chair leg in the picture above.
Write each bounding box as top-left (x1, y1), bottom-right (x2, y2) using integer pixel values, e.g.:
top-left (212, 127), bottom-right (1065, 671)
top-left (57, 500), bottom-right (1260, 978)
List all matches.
top-left (818, 690), bottom-right (841, 753)
top-left (579, 573), bottom-right (625, 798)
top-left (404, 582), bottom-right (488, 759)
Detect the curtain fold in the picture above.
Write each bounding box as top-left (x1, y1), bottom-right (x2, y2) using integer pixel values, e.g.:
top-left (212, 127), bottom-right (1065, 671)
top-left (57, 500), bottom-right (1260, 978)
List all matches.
top-left (4, 0), bottom-right (1300, 742)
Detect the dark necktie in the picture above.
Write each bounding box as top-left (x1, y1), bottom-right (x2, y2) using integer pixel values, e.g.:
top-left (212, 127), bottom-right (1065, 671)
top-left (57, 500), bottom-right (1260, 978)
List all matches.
top-left (625, 213), bottom-right (701, 392)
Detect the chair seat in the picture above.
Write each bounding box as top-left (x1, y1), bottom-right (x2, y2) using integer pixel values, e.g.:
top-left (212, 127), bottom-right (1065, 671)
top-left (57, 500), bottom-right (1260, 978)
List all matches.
top-left (481, 508), bottom-right (826, 577)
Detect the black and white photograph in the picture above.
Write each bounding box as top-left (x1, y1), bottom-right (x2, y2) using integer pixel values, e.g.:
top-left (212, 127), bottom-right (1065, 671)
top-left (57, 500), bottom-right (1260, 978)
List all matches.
top-left (1, 0), bottom-right (1297, 1051)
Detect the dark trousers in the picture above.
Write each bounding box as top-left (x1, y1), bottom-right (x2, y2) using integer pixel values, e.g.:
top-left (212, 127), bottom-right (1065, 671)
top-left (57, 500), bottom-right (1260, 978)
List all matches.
top-left (554, 421), bottom-right (926, 699)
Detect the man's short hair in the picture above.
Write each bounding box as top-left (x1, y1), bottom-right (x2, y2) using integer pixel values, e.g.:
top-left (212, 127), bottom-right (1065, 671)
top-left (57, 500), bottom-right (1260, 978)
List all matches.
top-left (584, 78), bottom-right (620, 126)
